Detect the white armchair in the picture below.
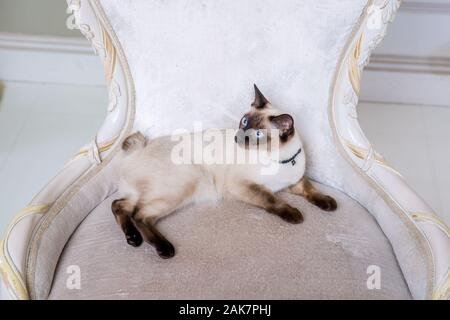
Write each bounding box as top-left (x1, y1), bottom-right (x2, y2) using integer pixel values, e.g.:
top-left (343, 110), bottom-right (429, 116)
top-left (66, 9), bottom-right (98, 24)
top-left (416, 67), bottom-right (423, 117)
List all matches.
top-left (1, 0), bottom-right (448, 300)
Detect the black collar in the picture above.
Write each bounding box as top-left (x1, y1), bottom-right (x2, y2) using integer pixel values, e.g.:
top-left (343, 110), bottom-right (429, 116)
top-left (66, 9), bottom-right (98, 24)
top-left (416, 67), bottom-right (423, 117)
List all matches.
top-left (279, 148), bottom-right (302, 166)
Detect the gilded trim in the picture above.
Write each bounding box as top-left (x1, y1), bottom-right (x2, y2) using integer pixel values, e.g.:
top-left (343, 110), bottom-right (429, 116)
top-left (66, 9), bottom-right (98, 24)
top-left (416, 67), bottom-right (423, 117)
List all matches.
top-left (102, 27), bottom-right (116, 85)
top-left (73, 135), bottom-right (118, 159)
top-left (432, 268), bottom-right (449, 300)
top-left (0, 239), bottom-right (28, 300)
top-left (348, 34), bottom-right (363, 95)
top-left (411, 212), bottom-right (450, 239)
top-left (14, 204), bottom-right (51, 217)
top-left (0, 204), bottom-right (51, 299)
top-left (344, 139), bottom-right (403, 176)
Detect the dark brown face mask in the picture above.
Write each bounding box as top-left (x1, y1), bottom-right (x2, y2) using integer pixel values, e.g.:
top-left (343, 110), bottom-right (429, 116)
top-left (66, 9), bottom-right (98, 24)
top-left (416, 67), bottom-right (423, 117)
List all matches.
top-left (234, 85), bottom-right (295, 148)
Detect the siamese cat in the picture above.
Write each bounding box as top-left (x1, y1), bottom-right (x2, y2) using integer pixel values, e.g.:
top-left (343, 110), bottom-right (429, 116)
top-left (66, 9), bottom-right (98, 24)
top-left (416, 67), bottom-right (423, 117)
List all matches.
top-left (112, 85), bottom-right (337, 258)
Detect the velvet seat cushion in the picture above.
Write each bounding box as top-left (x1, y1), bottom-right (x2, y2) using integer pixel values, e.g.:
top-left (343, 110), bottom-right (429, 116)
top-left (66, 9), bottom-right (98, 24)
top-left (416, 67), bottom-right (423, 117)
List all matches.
top-left (49, 183), bottom-right (411, 299)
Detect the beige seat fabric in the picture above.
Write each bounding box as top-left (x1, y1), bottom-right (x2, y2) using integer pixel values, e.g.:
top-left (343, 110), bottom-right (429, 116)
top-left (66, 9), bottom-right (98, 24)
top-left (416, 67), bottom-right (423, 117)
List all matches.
top-left (49, 183), bottom-right (410, 299)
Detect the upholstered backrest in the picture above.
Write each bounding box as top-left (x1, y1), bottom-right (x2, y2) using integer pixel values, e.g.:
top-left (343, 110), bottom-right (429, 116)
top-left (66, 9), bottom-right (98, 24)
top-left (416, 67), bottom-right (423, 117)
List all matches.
top-left (101, 0), bottom-right (366, 179)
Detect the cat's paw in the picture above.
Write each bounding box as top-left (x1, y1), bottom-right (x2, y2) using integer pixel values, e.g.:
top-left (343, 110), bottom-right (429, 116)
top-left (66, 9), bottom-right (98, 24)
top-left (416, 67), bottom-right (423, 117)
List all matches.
top-left (156, 241), bottom-right (176, 259)
top-left (126, 231), bottom-right (143, 247)
top-left (309, 194), bottom-right (337, 212)
top-left (277, 205), bottom-right (304, 224)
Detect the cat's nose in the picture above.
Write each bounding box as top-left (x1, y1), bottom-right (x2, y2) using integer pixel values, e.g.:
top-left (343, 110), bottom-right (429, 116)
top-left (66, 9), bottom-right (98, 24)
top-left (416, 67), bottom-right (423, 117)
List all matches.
top-left (235, 129), bottom-right (247, 144)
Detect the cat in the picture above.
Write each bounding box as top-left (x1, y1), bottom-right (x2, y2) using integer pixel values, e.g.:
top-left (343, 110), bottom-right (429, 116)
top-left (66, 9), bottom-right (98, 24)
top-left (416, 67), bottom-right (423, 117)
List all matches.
top-left (112, 85), bottom-right (337, 258)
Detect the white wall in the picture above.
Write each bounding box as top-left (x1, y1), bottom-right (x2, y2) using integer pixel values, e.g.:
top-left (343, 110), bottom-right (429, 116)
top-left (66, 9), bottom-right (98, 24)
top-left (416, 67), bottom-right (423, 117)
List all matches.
top-left (361, 0), bottom-right (450, 106)
top-left (0, 0), bottom-right (103, 86)
top-left (1, 0), bottom-right (449, 106)
top-left (0, 0), bottom-right (80, 37)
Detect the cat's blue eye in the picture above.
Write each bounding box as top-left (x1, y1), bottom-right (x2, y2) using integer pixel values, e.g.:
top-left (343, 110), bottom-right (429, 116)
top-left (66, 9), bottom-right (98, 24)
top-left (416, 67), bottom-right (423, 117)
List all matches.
top-left (255, 130), bottom-right (264, 139)
top-left (241, 117), bottom-right (248, 127)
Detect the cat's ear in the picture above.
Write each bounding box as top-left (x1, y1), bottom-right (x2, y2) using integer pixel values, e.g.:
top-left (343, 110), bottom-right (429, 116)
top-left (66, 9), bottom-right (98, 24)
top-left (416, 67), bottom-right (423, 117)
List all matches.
top-left (252, 84), bottom-right (269, 109)
top-left (270, 114), bottom-right (294, 139)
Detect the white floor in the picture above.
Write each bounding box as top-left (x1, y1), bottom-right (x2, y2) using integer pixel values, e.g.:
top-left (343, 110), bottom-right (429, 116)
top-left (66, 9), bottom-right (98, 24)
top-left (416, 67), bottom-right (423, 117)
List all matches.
top-left (0, 82), bottom-right (449, 234)
top-left (358, 101), bottom-right (450, 226)
top-left (0, 81), bottom-right (107, 232)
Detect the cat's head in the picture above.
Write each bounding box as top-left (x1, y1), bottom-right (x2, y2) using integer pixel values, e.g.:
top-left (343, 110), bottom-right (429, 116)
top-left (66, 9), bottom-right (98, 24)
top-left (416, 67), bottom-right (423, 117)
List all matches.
top-left (234, 85), bottom-right (296, 151)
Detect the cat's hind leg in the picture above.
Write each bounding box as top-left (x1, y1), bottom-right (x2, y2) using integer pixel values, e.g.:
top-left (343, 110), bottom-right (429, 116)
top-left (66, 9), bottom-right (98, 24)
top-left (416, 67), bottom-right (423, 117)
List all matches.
top-left (111, 198), bottom-right (143, 247)
top-left (132, 196), bottom-right (189, 259)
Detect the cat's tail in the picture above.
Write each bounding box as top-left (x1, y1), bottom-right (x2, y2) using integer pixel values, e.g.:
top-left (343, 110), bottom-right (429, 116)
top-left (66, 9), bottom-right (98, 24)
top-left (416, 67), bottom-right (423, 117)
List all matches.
top-left (121, 131), bottom-right (147, 152)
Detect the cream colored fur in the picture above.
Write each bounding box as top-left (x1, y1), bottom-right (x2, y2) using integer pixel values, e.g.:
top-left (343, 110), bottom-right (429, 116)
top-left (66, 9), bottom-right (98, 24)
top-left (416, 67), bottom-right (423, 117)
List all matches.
top-left (114, 92), bottom-right (336, 258)
top-left (118, 110), bottom-right (305, 220)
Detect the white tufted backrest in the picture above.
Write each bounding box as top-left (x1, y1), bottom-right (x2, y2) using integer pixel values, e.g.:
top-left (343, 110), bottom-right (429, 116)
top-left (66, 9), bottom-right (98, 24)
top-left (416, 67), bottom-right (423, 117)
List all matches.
top-left (101, 0), bottom-right (366, 153)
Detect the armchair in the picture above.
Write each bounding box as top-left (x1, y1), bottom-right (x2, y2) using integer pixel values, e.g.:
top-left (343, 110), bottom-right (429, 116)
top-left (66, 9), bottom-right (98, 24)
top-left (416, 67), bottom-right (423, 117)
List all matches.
top-left (1, 0), bottom-right (448, 300)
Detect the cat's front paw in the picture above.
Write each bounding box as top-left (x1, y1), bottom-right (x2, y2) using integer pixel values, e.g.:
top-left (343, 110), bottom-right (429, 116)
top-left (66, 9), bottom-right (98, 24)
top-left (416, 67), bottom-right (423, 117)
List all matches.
top-left (276, 205), bottom-right (304, 224)
top-left (309, 194), bottom-right (337, 212)
top-left (126, 230), bottom-right (143, 247)
top-left (156, 240), bottom-right (176, 259)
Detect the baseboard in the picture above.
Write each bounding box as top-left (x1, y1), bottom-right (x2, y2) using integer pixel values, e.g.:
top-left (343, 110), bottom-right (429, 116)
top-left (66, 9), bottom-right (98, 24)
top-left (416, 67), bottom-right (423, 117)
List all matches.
top-left (402, 1), bottom-right (450, 14)
top-left (1, 32), bottom-right (449, 106)
top-left (368, 54), bottom-right (450, 75)
top-left (0, 32), bottom-right (105, 86)
top-left (360, 54), bottom-right (450, 107)
top-left (359, 1), bottom-right (450, 106)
